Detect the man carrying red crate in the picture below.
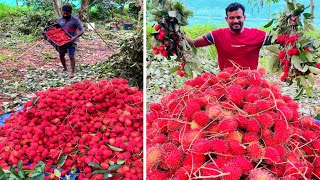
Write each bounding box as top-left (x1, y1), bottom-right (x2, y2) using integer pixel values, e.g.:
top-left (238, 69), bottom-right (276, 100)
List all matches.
top-left (58, 4), bottom-right (84, 78)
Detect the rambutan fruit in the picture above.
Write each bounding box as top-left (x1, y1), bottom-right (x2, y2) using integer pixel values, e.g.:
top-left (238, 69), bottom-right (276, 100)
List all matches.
top-left (302, 130), bottom-right (318, 141)
top-left (278, 106), bottom-right (293, 121)
top-left (218, 118), bottom-right (238, 133)
top-left (242, 132), bottom-right (260, 143)
top-left (183, 102), bottom-right (201, 119)
top-left (244, 93), bottom-right (260, 103)
top-left (193, 111), bottom-right (209, 126)
top-left (229, 140), bottom-right (246, 155)
top-left (247, 85), bottom-right (262, 94)
top-left (164, 148), bottom-right (183, 169)
top-left (148, 170), bottom-right (167, 180)
top-left (176, 166), bottom-right (192, 180)
top-left (230, 156), bottom-right (253, 173)
top-left (273, 130), bottom-right (291, 144)
top-left (217, 71), bottom-right (230, 81)
top-left (200, 163), bottom-right (220, 180)
top-left (257, 67), bottom-right (267, 75)
top-left (312, 140), bottom-right (320, 153)
top-left (248, 72), bottom-right (262, 86)
top-left (247, 143), bottom-right (265, 160)
top-left (152, 134), bottom-right (167, 144)
top-left (274, 119), bottom-right (288, 132)
top-left (248, 169), bottom-right (277, 180)
top-left (167, 119), bottom-right (182, 132)
top-left (256, 100), bottom-right (274, 111)
top-left (234, 114), bottom-right (248, 128)
top-left (265, 147), bottom-right (281, 163)
top-left (206, 105), bottom-right (223, 119)
top-left (237, 69), bottom-right (250, 77)
top-left (191, 139), bottom-right (213, 153)
top-left (211, 139), bottom-right (228, 153)
top-left (261, 129), bottom-right (273, 139)
top-left (274, 145), bottom-right (287, 161)
top-left (222, 165), bottom-right (242, 180)
top-left (149, 103), bottom-right (162, 112)
top-left (256, 113), bottom-right (274, 128)
top-left (233, 77), bottom-right (249, 87)
top-left (225, 131), bottom-right (242, 142)
top-left (162, 142), bottom-right (177, 153)
top-left (181, 129), bottom-right (203, 149)
top-left (227, 85), bottom-right (245, 105)
top-left (168, 102), bottom-right (183, 115)
top-left (260, 88), bottom-right (272, 98)
top-left (243, 103), bottom-right (258, 114)
top-left (147, 146), bottom-right (163, 171)
top-left (314, 157), bottom-right (320, 167)
top-left (167, 131), bottom-right (180, 145)
top-left (246, 119), bottom-right (261, 133)
top-left (183, 152), bottom-right (206, 166)
top-left (300, 116), bottom-right (315, 128)
top-left (186, 76), bottom-right (205, 87)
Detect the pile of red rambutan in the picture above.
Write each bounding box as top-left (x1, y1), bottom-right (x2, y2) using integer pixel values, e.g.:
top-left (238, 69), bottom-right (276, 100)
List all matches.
top-left (147, 67), bottom-right (320, 179)
top-left (0, 78), bottom-right (143, 180)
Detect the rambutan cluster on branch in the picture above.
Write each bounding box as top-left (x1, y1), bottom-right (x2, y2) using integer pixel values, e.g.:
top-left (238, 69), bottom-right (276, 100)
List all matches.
top-left (147, 67), bottom-right (320, 179)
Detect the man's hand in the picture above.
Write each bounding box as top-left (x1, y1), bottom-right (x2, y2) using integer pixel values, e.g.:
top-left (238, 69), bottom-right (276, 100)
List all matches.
top-left (70, 36), bottom-right (77, 44)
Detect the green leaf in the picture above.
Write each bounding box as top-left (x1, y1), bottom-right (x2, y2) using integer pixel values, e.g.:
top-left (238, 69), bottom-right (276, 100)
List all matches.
top-left (291, 55), bottom-right (303, 71)
top-left (54, 169), bottom-right (61, 178)
top-left (264, 19), bottom-right (274, 28)
top-left (56, 154), bottom-right (67, 167)
top-left (168, 66), bottom-right (180, 75)
top-left (18, 171), bottom-right (25, 178)
top-left (288, 2), bottom-right (295, 10)
top-left (306, 74), bottom-right (315, 86)
top-left (305, 52), bottom-right (313, 62)
top-left (103, 173), bottom-right (113, 178)
top-left (17, 160), bottom-right (23, 170)
top-left (184, 63), bottom-right (192, 77)
top-left (303, 13), bottom-right (312, 19)
top-left (91, 170), bottom-right (108, 175)
top-left (32, 96), bottom-right (40, 105)
top-left (266, 45), bottom-right (280, 54)
top-left (29, 170), bottom-right (42, 177)
top-left (149, 0), bottom-right (159, 9)
top-left (0, 168), bottom-right (4, 179)
top-left (107, 144), bottom-right (124, 152)
top-left (108, 164), bottom-right (122, 171)
top-left (88, 162), bottom-right (103, 169)
top-left (38, 173), bottom-right (45, 180)
top-left (117, 159), bottom-right (125, 165)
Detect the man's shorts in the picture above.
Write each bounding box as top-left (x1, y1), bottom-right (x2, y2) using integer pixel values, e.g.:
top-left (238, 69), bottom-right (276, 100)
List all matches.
top-left (59, 46), bottom-right (76, 55)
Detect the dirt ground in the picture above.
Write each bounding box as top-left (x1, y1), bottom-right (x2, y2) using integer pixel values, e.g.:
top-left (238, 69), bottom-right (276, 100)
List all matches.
top-left (0, 34), bottom-right (117, 114)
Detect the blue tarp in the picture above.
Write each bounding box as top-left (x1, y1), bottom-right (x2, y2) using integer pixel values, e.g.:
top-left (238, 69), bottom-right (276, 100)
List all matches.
top-left (0, 105), bottom-right (23, 126)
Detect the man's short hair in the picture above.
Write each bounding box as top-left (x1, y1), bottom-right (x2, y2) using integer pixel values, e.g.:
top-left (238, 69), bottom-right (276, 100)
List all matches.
top-left (226, 2), bottom-right (245, 16)
top-left (62, 4), bottom-right (72, 12)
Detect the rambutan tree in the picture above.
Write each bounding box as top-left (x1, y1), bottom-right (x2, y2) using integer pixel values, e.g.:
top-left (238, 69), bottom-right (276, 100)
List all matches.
top-left (148, 0), bottom-right (197, 77)
top-left (264, 0), bottom-right (320, 98)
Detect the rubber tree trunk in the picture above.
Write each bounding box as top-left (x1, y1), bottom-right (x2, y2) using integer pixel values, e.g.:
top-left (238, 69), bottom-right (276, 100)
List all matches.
top-left (52, 0), bottom-right (62, 17)
top-left (16, 0), bottom-right (18, 6)
top-left (79, 0), bottom-right (89, 21)
top-left (310, 0), bottom-right (314, 22)
top-left (137, 0), bottom-right (143, 28)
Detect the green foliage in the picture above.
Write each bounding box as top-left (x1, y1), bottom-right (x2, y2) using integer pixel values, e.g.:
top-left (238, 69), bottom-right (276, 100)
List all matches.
top-left (107, 30), bottom-right (143, 88)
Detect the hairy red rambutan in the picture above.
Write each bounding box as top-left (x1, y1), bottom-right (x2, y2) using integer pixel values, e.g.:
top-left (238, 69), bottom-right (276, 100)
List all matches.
top-left (243, 103), bottom-right (258, 114)
top-left (183, 152), bottom-right (206, 166)
top-left (302, 130), bottom-right (318, 141)
top-left (248, 72), bottom-right (262, 86)
top-left (257, 67), bottom-right (267, 75)
top-left (248, 169), bottom-right (277, 180)
top-left (148, 170), bottom-right (167, 180)
top-left (183, 102), bottom-right (201, 119)
top-left (218, 118), bottom-right (238, 133)
top-left (211, 139), bottom-right (228, 153)
top-left (149, 103), bottom-right (162, 112)
top-left (278, 106), bottom-right (293, 121)
top-left (200, 163), bottom-right (220, 180)
top-left (274, 145), bottom-right (287, 161)
top-left (181, 129), bottom-right (203, 149)
top-left (168, 102), bottom-right (183, 115)
top-left (164, 148), bottom-right (183, 169)
top-left (201, 72), bottom-right (219, 85)
top-left (235, 114), bottom-right (248, 128)
top-left (260, 88), bottom-right (272, 98)
top-left (273, 130), bottom-right (291, 144)
top-left (226, 131), bottom-right (242, 142)
top-left (176, 166), bottom-right (192, 180)
top-left (314, 157), bottom-right (320, 167)
top-left (206, 105), bottom-right (223, 119)
top-left (274, 119), bottom-right (288, 132)
top-left (191, 139), bottom-right (213, 153)
top-left (193, 111), bottom-right (209, 126)
top-left (247, 85), bottom-right (262, 94)
top-left (229, 140), bottom-right (246, 155)
top-left (233, 77), bottom-right (249, 87)
top-left (147, 146), bottom-right (163, 171)
top-left (261, 129), bottom-right (273, 139)
top-left (237, 69), bottom-right (250, 77)
top-left (256, 100), bottom-right (274, 111)
top-left (247, 143), bottom-right (264, 160)
top-left (152, 134), bottom-right (167, 144)
top-left (230, 156), bottom-right (253, 173)
top-left (256, 113), bottom-right (274, 128)
top-left (227, 85), bottom-right (245, 105)
top-left (244, 93), bottom-right (260, 103)
top-left (185, 76), bottom-right (205, 87)
top-left (242, 132), bottom-right (260, 143)
top-left (265, 147), bottom-right (281, 163)
top-left (162, 142), bottom-right (177, 153)
top-left (222, 165), bottom-right (242, 180)
top-left (217, 71), bottom-right (230, 81)
top-left (167, 131), bottom-right (180, 145)
top-left (312, 140), bottom-right (320, 153)
top-left (246, 119), bottom-right (261, 133)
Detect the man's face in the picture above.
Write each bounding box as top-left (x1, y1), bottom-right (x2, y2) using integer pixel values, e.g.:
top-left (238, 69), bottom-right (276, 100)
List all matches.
top-left (225, 9), bottom-right (246, 33)
top-left (62, 11), bottom-right (72, 20)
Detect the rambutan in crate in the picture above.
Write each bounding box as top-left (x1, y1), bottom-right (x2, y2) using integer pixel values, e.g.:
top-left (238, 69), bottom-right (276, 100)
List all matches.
top-left (43, 23), bottom-right (73, 52)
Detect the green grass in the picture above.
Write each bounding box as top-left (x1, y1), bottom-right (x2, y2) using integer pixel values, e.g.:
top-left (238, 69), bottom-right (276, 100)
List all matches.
top-left (0, 3), bottom-right (30, 18)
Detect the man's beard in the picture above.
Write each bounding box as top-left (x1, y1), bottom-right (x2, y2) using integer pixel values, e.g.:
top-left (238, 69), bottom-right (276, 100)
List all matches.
top-left (63, 15), bottom-right (71, 20)
top-left (229, 22), bottom-right (243, 33)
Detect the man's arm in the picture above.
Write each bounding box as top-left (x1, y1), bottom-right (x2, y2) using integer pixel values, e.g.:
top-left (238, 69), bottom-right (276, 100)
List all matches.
top-left (185, 35), bottom-right (212, 48)
top-left (70, 18), bottom-right (85, 42)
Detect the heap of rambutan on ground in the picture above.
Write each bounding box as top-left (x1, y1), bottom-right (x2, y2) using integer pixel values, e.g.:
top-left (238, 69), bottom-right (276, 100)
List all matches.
top-left (0, 78), bottom-right (143, 180)
top-left (147, 67), bottom-right (320, 180)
